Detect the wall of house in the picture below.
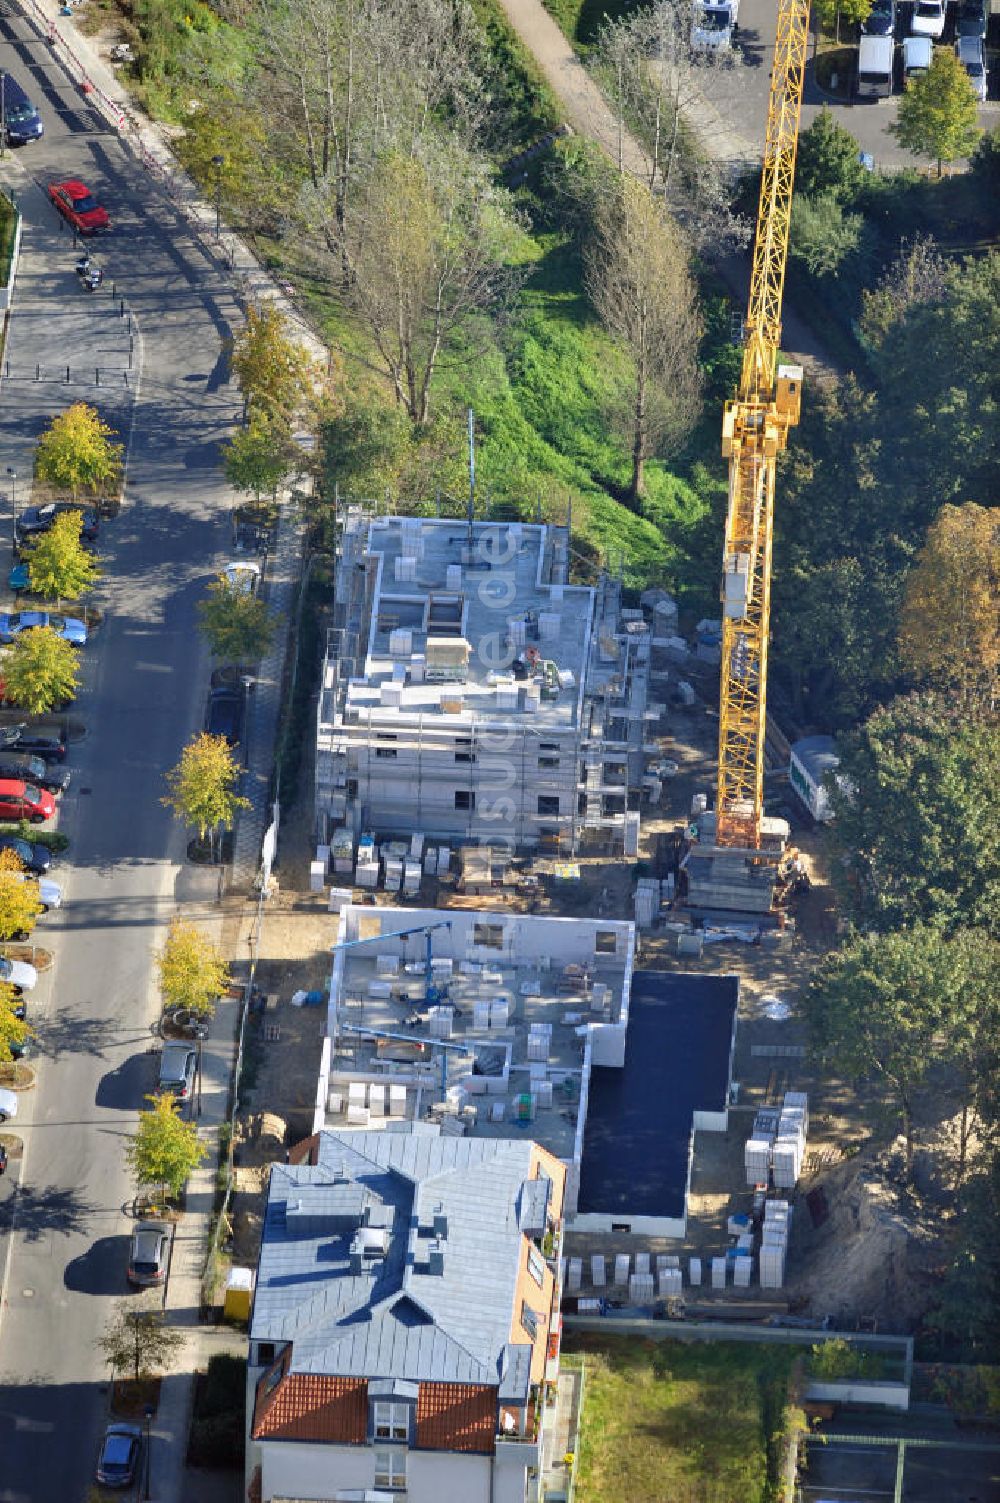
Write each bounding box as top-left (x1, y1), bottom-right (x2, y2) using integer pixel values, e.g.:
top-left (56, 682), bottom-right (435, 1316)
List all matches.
top-left (260, 1439), bottom-right (371, 1501)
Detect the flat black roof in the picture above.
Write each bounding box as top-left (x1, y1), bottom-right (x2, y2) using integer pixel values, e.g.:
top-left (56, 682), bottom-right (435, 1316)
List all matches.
top-left (578, 970), bottom-right (738, 1220)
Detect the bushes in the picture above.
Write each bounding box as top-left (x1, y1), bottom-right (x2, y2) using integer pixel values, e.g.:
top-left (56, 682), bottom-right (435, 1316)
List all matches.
top-left (187, 1354), bottom-right (246, 1469)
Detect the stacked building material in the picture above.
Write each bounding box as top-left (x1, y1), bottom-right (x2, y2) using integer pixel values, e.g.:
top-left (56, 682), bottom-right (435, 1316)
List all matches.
top-left (759, 1199), bottom-right (791, 1288)
top-left (629, 1272), bottom-right (656, 1303)
top-left (773, 1093), bottom-right (809, 1189)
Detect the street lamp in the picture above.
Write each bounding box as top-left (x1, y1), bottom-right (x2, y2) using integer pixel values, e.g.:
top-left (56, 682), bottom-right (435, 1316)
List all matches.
top-left (6, 468), bottom-right (16, 557)
top-left (212, 154), bottom-right (224, 240)
top-left (143, 1403), bottom-right (154, 1501)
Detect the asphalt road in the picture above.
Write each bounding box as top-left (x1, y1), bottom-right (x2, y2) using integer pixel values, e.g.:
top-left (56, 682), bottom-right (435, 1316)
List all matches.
top-left (0, 14), bottom-right (242, 1501)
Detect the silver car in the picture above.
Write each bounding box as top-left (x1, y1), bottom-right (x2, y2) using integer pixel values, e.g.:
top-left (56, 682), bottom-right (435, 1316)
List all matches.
top-left (127, 1220), bottom-right (171, 1286)
top-left (956, 35), bottom-right (987, 100)
top-left (156, 1041), bottom-right (197, 1102)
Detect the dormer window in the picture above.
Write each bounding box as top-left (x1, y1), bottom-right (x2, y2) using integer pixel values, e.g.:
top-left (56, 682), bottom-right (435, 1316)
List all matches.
top-left (373, 1401), bottom-right (410, 1442)
top-left (520, 1302), bottom-right (539, 1340)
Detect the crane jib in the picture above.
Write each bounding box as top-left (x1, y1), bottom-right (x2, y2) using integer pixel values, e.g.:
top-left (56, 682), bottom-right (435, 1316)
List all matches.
top-left (716, 0), bottom-right (810, 851)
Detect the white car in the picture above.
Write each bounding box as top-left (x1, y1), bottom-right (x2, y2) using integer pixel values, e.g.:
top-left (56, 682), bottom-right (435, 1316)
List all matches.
top-left (0, 1087), bottom-right (18, 1121)
top-left (0, 955), bottom-right (37, 992)
top-left (691, 0), bottom-right (739, 48)
top-left (9, 871), bottom-right (62, 912)
top-left (911, 0), bottom-right (945, 37)
top-left (223, 561), bottom-right (261, 596)
top-left (902, 34), bottom-right (933, 78)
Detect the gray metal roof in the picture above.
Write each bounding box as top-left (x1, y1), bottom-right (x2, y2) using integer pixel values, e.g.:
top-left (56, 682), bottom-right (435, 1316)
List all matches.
top-left (253, 1130), bottom-right (540, 1386)
top-left (790, 735), bottom-right (839, 785)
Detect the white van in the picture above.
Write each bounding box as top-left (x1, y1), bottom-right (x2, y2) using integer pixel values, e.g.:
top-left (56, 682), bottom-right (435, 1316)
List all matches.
top-left (902, 34), bottom-right (933, 78)
top-left (857, 34), bottom-right (894, 97)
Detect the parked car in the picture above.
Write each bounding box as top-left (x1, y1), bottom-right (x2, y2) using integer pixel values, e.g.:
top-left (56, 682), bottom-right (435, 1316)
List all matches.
top-left (690, 0), bottom-right (739, 48)
top-left (0, 836), bottom-right (52, 874)
top-left (15, 502), bottom-right (100, 545)
top-left (857, 33), bottom-right (895, 94)
top-left (157, 1042), bottom-right (197, 1101)
top-left (0, 72), bottom-right (44, 145)
top-left (223, 561), bottom-right (261, 596)
top-left (205, 686), bottom-right (245, 748)
top-left (0, 1087), bottom-right (18, 1122)
top-left (6, 869), bottom-right (61, 911)
top-left (911, 0), bottom-right (945, 37)
top-left (862, 0), bottom-right (895, 35)
top-left (902, 33), bottom-right (933, 77)
top-left (0, 752), bottom-right (70, 794)
top-left (0, 780), bottom-right (56, 823)
top-left (127, 1220), bottom-right (172, 1286)
top-left (0, 726), bottom-right (67, 762)
top-left (957, 0), bottom-right (987, 38)
top-left (0, 954), bottom-right (38, 993)
top-left (48, 179), bottom-right (109, 234)
top-left (956, 34), bottom-right (988, 97)
top-left (95, 1424), bottom-right (142, 1488)
top-left (0, 612), bottom-right (88, 647)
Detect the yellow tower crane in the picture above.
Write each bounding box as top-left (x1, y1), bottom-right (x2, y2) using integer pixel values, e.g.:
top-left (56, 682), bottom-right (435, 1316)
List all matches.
top-left (715, 0), bottom-right (811, 851)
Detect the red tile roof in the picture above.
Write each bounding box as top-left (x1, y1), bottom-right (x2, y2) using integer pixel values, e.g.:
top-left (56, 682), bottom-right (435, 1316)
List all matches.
top-left (252, 1372), bottom-right (368, 1444)
top-left (416, 1382), bottom-right (496, 1454)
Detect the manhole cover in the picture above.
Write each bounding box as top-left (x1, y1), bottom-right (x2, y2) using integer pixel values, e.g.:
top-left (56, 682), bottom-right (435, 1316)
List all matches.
top-left (79, 788), bottom-right (92, 795)
top-left (22, 1288), bottom-right (34, 1298)
top-left (762, 994), bottom-right (791, 1021)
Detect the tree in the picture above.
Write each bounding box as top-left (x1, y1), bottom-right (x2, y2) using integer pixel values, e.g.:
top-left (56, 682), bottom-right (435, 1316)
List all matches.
top-left (0, 979), bottom-right (31, 1064)
top-left (126, 1092), bottom-right (208, 1199)
top-left (890, 49), bottom-right (982, 176)
top-left (794, 108), bottom-right (867, 202)
top-left (155, 917), bottom-right (230, 1018)
top-left (859, 235), bottom-right (948, 350)
top-left (98, 1302), bottom-right (184, 1384)
top-left (871, 252), bottom-right (1000, 532)
top-left (804, 926), bottom-right (958, 1173)
top-left (897, 504), bottom-right (1000, 698)
top-left (326, 143), bottom-right (523, 427)
top-left (25, 511), bottom-right (101, 604)
top-left (789, 192), bottom-right (864, 277)
top-left (810, 0), bottom-right (872, 41)
top-left (223, 414), bottom-right (293, 501)
top-left (0, 856), bottom-right (42, 942)
top-left (584, 175), bottom-right (701, 500)
top-left (198, 578), bottom-right (276, 663)
top-left (2, 626), bottom-right (79, 715)
top-left (827, 694), bottom-right (1000, 937)
top-left (34, 403), bottom-right (123, 500)
top-left (162, 734), bottom-right (250, 854)
top-left (230, 304), bottom-right (317, 424)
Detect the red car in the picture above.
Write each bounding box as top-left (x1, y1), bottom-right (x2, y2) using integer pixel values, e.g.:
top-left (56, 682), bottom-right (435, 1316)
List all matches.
top-left (48, 179), bottom-right (109, 234)
top-left (0, 779), bottom-right (56, 823)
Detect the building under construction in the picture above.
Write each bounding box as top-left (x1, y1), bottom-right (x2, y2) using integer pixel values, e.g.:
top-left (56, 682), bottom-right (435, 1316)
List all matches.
top-left (315, 510), bottom-right (651, 855)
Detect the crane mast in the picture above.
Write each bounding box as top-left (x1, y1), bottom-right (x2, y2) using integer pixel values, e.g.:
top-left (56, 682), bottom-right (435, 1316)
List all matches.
top-left (715, 0), bottom-right (811, 850)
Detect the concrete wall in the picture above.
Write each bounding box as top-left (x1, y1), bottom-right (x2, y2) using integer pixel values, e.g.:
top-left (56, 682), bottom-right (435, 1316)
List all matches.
top-left (804, 1378), bottom-right (910, 1412)
top-left (0, 202), bottom-right (21, 312)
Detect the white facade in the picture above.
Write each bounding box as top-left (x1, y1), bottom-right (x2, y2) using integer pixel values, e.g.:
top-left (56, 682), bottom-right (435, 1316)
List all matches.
top-left (315, 512), bottom-right (651, 855)
top-left (257, 1439), bottom-right (501, 1503)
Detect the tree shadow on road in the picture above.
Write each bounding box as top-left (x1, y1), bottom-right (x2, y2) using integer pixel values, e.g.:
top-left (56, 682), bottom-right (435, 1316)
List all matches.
top-left (38, 1010), bottom-right (118, 1060)
top-left (0, 1181), bottom-right (97, 1241)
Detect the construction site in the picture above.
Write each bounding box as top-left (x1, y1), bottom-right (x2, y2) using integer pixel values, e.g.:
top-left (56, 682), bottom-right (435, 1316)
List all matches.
top-left (314, 512), bottom-right (651, 857)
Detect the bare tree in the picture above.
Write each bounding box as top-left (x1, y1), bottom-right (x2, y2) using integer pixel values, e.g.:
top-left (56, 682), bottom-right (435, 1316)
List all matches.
top-left (859, 234), bottom-right (949, 350)
top-left (243, 0), bottom-right (486, 275)
top-left (326, 140), bottom-right (522, 426)
top-left (585, 176), bottom-right (702, 501)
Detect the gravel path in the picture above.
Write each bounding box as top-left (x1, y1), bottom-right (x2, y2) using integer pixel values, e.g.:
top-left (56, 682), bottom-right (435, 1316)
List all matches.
top-left (496, 0), bottom-right (841, 376)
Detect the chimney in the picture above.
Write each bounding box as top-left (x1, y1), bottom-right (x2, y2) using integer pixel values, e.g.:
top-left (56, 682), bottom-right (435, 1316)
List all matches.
top-left (428, 1240), bottom-right (445, 1276)
top-left (433, 1205), bottom-right (448, 1240)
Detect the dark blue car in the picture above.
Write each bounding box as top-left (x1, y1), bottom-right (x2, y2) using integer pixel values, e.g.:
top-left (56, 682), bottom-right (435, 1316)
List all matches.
top-left (0, 74), bottom-right (43, 145)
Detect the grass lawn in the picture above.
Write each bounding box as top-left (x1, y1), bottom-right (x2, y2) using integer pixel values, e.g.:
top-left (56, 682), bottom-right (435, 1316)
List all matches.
top-left (0, 192), bottom-right (18, 288)
top-left (565, 1334), bottom-right (799, 1503)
